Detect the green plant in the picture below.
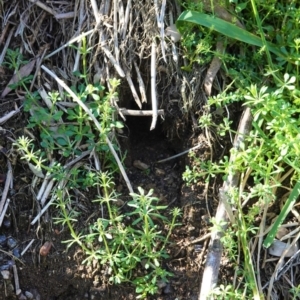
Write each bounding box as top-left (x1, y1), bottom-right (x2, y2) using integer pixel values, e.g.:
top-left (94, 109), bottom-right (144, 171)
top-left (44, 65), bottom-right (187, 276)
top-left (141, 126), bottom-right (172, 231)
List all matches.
top-left (179, 0), bottom-right (300, 298)
top-left (10, 36), bottom-right (180, 298)
top-left (55, 179), bottom-right (181, 299)
top-left (2, 48), bottom-right (29, 70)
top-left (290, 284), bottom-right (300, 300)
top-left (210, 284), bottom-right (244, 300)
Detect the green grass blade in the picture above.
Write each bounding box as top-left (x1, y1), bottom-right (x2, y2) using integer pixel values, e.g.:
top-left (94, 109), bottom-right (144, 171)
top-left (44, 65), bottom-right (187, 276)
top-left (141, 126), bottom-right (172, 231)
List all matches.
top-left (263, 181), bottom-right (300, 248)
top-left (176, 11), bottom-right (285, 59)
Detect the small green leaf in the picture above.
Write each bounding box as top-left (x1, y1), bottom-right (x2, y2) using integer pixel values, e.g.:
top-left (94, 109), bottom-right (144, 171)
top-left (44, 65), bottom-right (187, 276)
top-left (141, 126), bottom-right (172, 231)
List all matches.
top-left (91, 93), bottom-right (100, 101)
top-left (114, 121), bottom-right (124, 128)
top-left (56, 137), bottom-right (68, 146)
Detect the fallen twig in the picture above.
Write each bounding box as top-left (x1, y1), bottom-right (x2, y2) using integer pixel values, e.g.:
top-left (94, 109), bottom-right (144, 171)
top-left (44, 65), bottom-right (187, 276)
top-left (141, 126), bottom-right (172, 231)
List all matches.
top-left (44, 30), bottom-right (94, 60)
top-left (199, 107), bottom-right (253, 300)
top-left (40, 179), bottom-right (55, 207)
top-left (0, 26), bottom-right (14, 65)
top-left (159, 0), bottom-right (167, 62)
top-left (12, 264), bottom-right (20, 296)
top-left (122, 0), bottom-right (131, 39)
top-left (90, 0), bottom-right (100, 24)
top-left (102, 44), bottom-right (125, 78)
top-left (31, 178), bottom-right (66, 225)
top-left (28, 0), bottom-right (56, 16)
top-left (113, 0), bottom-right (119, 62)
top-left (124, 65), bottom-right (142, 108)
top-left (0, 106), bottom-right (23, 124)
top-left (55, 12), bottom-right (75, 20)
top-left (72, 0), bottom-right (85, 73)
top-left (0, 162), bottom-right (12, 220)
top-left (133, 61), bottom-right (147, 103)
top-left (150, 42), bottom-right (158, 131)
top-left (0, 199), bottom-right (10, 227)
top-left (118, 108), bottom-right (164, 117)
top-left (21, 239), bottom-right (35, 257)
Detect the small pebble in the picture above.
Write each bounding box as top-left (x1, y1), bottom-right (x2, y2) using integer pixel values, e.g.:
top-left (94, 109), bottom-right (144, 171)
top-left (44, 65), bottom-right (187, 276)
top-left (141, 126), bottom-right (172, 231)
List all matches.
top-left (163, 283), bottom-right (173, 294)
top-left (29, 289), bottom-right (41, 300)
top-left (0, 264), bottom-right (10, 271)
top-left (157, 280), bottom-right (167, 289)
top-left (155, 168), bottom-right (165, 176)
top-left (13, 248), bottom-right (21, 258)
top-left (0, 235), bottom-right (6, 246)
top-left (7, 260), bottom-right (15, 266)
top-left (7, 237), bottom-right (17, 249)
top-left (25, 291), bottom-right (34, 299)
top-left (133, 160), bottom-right (149, 170)
top-left (16, 289), bottom-right (22, 296)
top-left (1, 270), bottom-right (10, 279)
top-left (2, 218), bottom-right (11, 228)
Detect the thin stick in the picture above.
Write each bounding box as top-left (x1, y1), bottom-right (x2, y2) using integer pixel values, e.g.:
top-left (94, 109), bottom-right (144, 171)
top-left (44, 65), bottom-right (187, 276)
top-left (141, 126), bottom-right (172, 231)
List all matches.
top-left (41, 65), bottom-right (133, 193)
top-left (156, 143), bottom-right (203, 164)
top-left (102, 45), bottom-right (125, 78)
top-left (124, 66), bottom-right (142, 108)
top-left (55, 12), bottom-right (75, 19)
top-left (133, 61), bottom-right (147, 103)
top-left (267, 229), bottom-right (300, 298)
top-left (44, 30), bottom-right (94, 60)
top-left (0, 107), bottom-right (23, 125)
top-left (159, 0), bottom-right (167, 62)
top-left (0, 199), bottom-right (10, 227)
top-left (122, 0), bottom-right (131, 39)
top-left (186, 232), bottom-right (212, 246)
top-left (150, 42), bottom-right (158, 130)
top-left (63, 150), bottom-right (91, 169)
top-left (36, 161), bottom-right (57, 201)
top-left (12, 264), bottom-right (20, 296)
top-left (73, 0), bottom-right (85, 73)
top-left (169, 14), bottom-right (179, 62)
top-left (118, 108), bottom-right (164, 116)
top-left (0, 26), bottom-right (14, 65)
top-left (31, 176), bottom-right (69, 226)
top-left (28, 0), bottom-right (56, 15)
top-left (90, 0), bottom-right (100, 24)
top-left (113, 0), bottom-right (119, 62)
top-left (153, 0), bottom-right (161, 28)
top-left (0, 165), bottom-right (12, 217)
top-left (40, 179), bottom-right (55, 207)
top-left (31, 191), bottom-right (56, 225)
top-left (21, 239), bottom-right (35, 256)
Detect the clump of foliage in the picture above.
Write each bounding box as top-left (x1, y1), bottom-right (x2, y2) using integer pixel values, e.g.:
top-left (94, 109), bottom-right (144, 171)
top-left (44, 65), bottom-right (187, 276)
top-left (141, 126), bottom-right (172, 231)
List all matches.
top-left (179, 0), bottom-right (300, 298)
top-left (4, 38), bottom-right (180, 298)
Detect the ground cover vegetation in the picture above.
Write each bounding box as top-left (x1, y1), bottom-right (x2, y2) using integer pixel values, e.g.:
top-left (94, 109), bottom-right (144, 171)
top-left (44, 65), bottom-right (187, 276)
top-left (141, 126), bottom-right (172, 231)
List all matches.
top-left (1, 0), bottom-right (300, 299)
top-left (178, 0), bottom-right (300, 299)
top-left (3, 44), bottom-right (181, 298)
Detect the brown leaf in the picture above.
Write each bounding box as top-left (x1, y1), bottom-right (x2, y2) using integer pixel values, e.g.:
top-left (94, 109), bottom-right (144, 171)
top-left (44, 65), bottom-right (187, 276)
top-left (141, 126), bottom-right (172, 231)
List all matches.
top-left (1, 59), bottom-right (36, 98)
top-left (40, 241), bottom-right (52, 256)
